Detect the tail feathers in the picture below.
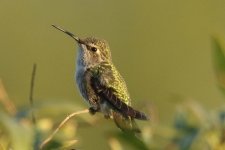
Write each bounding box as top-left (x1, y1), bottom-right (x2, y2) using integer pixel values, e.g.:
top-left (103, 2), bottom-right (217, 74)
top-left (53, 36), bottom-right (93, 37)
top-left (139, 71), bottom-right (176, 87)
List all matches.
top-left (112, 111), bottom-right (141, 134)
top-left (126, 107), bottom-right (150, 121)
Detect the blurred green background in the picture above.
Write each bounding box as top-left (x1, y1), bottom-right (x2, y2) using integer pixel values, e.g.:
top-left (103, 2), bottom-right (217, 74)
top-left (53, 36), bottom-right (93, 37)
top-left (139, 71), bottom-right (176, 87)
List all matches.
top-left (1, 0), bottom-right (225, 149)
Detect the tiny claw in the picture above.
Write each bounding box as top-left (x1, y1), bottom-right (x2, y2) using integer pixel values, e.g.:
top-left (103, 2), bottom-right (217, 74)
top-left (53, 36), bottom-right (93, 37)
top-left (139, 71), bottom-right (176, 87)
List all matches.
top-left (89, 107), bottom-right (98, 115)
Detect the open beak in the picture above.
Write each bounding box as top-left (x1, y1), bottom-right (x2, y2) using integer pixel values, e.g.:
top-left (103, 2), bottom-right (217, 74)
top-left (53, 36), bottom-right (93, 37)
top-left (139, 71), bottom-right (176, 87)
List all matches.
top-left (52, 24), bottom-right (84, 44)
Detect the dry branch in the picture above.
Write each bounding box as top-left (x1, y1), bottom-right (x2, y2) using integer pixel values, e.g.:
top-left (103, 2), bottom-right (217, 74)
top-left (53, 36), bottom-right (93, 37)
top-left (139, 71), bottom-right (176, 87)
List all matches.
top-left (39, 109), bottom-right (89, 149)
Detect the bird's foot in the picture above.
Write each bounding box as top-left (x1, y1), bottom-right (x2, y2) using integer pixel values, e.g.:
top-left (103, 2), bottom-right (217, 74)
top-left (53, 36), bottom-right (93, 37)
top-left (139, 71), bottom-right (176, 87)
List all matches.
top-left (89, 107), bottom-right (98, 115)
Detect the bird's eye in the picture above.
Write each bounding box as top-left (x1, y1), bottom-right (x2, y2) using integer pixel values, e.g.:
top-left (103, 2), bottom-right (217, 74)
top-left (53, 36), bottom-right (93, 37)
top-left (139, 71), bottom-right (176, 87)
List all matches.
top-left (91, 47), bottom-right (97, 52)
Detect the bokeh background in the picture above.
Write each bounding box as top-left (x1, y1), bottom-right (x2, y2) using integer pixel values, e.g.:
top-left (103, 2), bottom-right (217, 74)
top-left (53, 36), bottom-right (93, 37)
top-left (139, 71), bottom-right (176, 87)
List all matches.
top-left (1, 0), bottom-right (225, 149)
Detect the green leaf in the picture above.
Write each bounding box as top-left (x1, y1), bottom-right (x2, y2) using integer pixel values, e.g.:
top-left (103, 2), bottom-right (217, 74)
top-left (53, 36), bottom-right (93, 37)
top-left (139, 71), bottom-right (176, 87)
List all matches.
top-left (111, 132), bottom-right (150, 150)
top-left (212, 37), bottom-right (225, 95)
top-left (0, 111), bottom-right (33, 150)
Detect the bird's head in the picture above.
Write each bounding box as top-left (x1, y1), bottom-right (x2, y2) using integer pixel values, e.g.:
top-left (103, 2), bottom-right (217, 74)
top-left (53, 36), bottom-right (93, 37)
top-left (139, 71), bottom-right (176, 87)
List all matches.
top-left (52, 25), bottom-right (112, 67)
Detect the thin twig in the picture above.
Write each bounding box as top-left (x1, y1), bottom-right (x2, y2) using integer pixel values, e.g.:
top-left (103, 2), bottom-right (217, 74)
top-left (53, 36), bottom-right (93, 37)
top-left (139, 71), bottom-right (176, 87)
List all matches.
top-left (29, 63), bottom-right (37, 124)
top-left (39, 109), bottom-right (89, 150)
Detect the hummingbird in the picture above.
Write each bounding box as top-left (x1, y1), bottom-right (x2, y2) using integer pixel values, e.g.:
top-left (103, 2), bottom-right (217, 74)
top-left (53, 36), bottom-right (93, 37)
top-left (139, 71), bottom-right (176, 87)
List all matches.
top-left (52, 25), bottom-right (149, 133)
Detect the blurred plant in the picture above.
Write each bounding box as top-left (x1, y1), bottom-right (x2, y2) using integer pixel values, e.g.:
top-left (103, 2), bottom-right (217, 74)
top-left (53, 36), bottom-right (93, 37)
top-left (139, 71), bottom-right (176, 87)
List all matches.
top-left (0, 80), bottom-right (33, 150)
top-left (212, 36), bottom-right (225, 95)
top-left (105, 37), bottom-right (225, 150)
top-left (1, 38), bottom-right (225, 150)
top-left (0, 65), bottom-right (93, 150)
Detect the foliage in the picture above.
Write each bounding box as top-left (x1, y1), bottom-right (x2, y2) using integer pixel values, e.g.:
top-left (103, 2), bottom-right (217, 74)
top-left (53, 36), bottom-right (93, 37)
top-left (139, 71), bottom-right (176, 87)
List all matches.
top-left (1, 38), bottom-right (225, 149)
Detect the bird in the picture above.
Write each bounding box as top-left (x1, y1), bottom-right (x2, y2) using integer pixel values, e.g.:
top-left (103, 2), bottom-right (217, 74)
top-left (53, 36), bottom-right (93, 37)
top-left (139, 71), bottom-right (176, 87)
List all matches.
top-left (52, 25), bottom-right (149, 133)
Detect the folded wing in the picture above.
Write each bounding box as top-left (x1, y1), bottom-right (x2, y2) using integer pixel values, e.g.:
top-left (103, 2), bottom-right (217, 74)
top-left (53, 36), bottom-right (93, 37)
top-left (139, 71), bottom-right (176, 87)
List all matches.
top-left (91, 75), bottom-right (149, 120)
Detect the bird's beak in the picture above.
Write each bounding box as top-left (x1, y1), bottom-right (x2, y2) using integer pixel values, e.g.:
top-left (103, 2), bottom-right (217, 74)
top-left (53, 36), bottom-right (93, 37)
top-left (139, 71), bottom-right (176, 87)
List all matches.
top-left (52, 24), bottom-right (84, 44)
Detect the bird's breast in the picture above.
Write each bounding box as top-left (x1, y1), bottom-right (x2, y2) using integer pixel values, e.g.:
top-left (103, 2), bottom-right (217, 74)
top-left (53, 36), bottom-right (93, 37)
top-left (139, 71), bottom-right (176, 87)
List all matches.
top-left (75, 64), bottom-right (89, 101)
top-left (75, 63), bottom-right (99, 108)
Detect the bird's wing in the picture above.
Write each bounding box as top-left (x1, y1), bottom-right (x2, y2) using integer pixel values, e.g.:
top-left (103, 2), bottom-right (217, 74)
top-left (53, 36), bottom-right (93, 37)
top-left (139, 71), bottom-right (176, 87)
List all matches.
top-left (90, 63), bottom-right (149, 120)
